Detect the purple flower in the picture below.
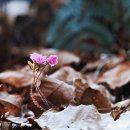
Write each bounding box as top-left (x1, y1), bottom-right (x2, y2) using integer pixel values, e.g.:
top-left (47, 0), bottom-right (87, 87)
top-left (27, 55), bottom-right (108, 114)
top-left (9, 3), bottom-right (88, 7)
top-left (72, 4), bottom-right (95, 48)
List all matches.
top-left (47, 55), bottom-right (58, 67)
top-left (30, 53), bottom-right (46, 65)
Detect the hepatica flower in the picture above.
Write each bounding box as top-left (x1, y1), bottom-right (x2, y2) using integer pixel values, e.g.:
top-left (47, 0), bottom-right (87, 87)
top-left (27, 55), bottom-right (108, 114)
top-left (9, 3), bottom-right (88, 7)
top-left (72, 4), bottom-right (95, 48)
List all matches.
top-left (30, 53), bottom-right (46, 65)
top-left (28, 53), bottom-right (58, 110)
top-left (29, 53), bottom-right (58, 81)
top-left (47, 55), bottom-right (58, 67)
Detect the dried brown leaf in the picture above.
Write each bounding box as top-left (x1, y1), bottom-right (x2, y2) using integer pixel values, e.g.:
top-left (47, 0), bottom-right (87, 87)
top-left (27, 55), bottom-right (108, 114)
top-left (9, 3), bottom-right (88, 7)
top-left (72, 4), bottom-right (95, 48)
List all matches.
top-left (97, 62), bottom-right (130, 89)
top-left (50, 66), bottom-right (84, 82)
top-left (39, 76), bottom-right (75, 106)
top-left (74, 79), bottom-right (111, 112)
top-left (0, 66), bottom-right (33, 88)
top-left (82, 55), bottom-right (124, 83)
top-left (0, 92), bottom-right (22, 116)
top-left (81, 54), bottom-right (124, 73)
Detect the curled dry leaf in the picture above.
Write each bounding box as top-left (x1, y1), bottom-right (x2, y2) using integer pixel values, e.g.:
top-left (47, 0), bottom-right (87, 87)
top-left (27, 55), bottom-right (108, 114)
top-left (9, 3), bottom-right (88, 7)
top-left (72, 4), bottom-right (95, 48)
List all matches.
top-left (35, 105), bottom-right (102, 130)
top-left (97, 62), bottom-right (130, 89)
top-left (0, 66), bottom-right (33, 88)
top-left (57, 51), bottom-right (80, 66)
top-left (0, 92), bottom-right (22, 116)
top-left (104, 55), bottom-right (124, 69)
top-left (41, 69), bottom-right (111, 111)
top-left (39, 76), bottom-right (75, 106)
top-left (74, 79), bottom-right (111, 112)
top-left (81, 54), bottom-right (124, 73)
top-left (50, 66), bottom-right (85, 83)
top-left (28, 94), bottom-right (45, 117)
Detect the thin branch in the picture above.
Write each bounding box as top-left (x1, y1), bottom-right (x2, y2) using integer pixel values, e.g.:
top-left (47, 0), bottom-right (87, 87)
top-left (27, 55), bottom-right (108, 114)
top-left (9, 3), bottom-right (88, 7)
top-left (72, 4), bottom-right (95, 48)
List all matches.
top-left (114, 102), bottom-right (130, 121)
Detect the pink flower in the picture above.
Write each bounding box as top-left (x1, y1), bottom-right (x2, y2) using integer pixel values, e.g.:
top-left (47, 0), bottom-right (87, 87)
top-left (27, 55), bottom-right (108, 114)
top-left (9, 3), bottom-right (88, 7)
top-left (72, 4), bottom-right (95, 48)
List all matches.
top-left (30, 53), bottom-right (46, 65)
top-left (47, 55), bottom-right (58, 67)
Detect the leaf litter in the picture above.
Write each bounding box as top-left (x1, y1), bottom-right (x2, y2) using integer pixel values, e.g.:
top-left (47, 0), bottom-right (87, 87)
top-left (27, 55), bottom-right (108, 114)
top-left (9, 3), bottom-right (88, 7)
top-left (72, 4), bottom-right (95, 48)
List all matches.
top-left (0, 49), bottom-right (130, 130)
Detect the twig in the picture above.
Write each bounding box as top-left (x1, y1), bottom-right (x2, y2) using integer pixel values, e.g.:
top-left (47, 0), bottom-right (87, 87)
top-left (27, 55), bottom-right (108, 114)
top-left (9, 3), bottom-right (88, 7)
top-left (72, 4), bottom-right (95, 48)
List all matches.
top-left (114, 102), bottom-right (130, 121)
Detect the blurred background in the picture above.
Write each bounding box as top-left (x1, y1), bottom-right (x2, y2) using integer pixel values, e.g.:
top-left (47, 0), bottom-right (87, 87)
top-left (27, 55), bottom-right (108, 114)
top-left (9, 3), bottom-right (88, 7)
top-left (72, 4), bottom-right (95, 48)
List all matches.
top-left (0, 0), bottom-right (130, 70)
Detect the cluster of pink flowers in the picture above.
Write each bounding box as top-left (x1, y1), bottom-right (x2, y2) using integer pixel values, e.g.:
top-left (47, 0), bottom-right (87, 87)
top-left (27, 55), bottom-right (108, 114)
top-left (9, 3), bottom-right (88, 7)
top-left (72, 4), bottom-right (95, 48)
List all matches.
top-left (30, 53), bottom-right (58, 67)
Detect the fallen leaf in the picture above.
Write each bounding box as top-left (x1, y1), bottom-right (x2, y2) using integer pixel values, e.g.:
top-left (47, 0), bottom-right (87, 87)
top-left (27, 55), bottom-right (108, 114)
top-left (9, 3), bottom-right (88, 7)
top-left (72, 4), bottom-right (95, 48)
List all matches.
top-left (42, 71), bottom-right (111, 112)
top-left (74, 79), bottom-right (111, 112)
top-left (35, 105), bottom-right (102, 130)
top-left (0, 66), bottom-right (33, 88)
top-left (81, 54), bottom-right (124, 73)
top-left (50, 66), bottom-right (84, 83)
top-left (39, 76), bottom-right (75, 106)
top-left (97, 62), bottom-right (130, 89)
top-left (0, 92), bottom-right (22, 116)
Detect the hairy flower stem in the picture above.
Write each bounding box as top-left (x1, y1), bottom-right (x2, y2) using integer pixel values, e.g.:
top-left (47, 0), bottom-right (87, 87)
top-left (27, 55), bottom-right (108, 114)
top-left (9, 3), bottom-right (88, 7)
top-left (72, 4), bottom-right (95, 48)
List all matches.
top-left (32, 84), bottom-right (51, 109)
top-left (34, 64), bottom-right (47, 84)
top-left (32, 64), bottom-right (51, 110)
